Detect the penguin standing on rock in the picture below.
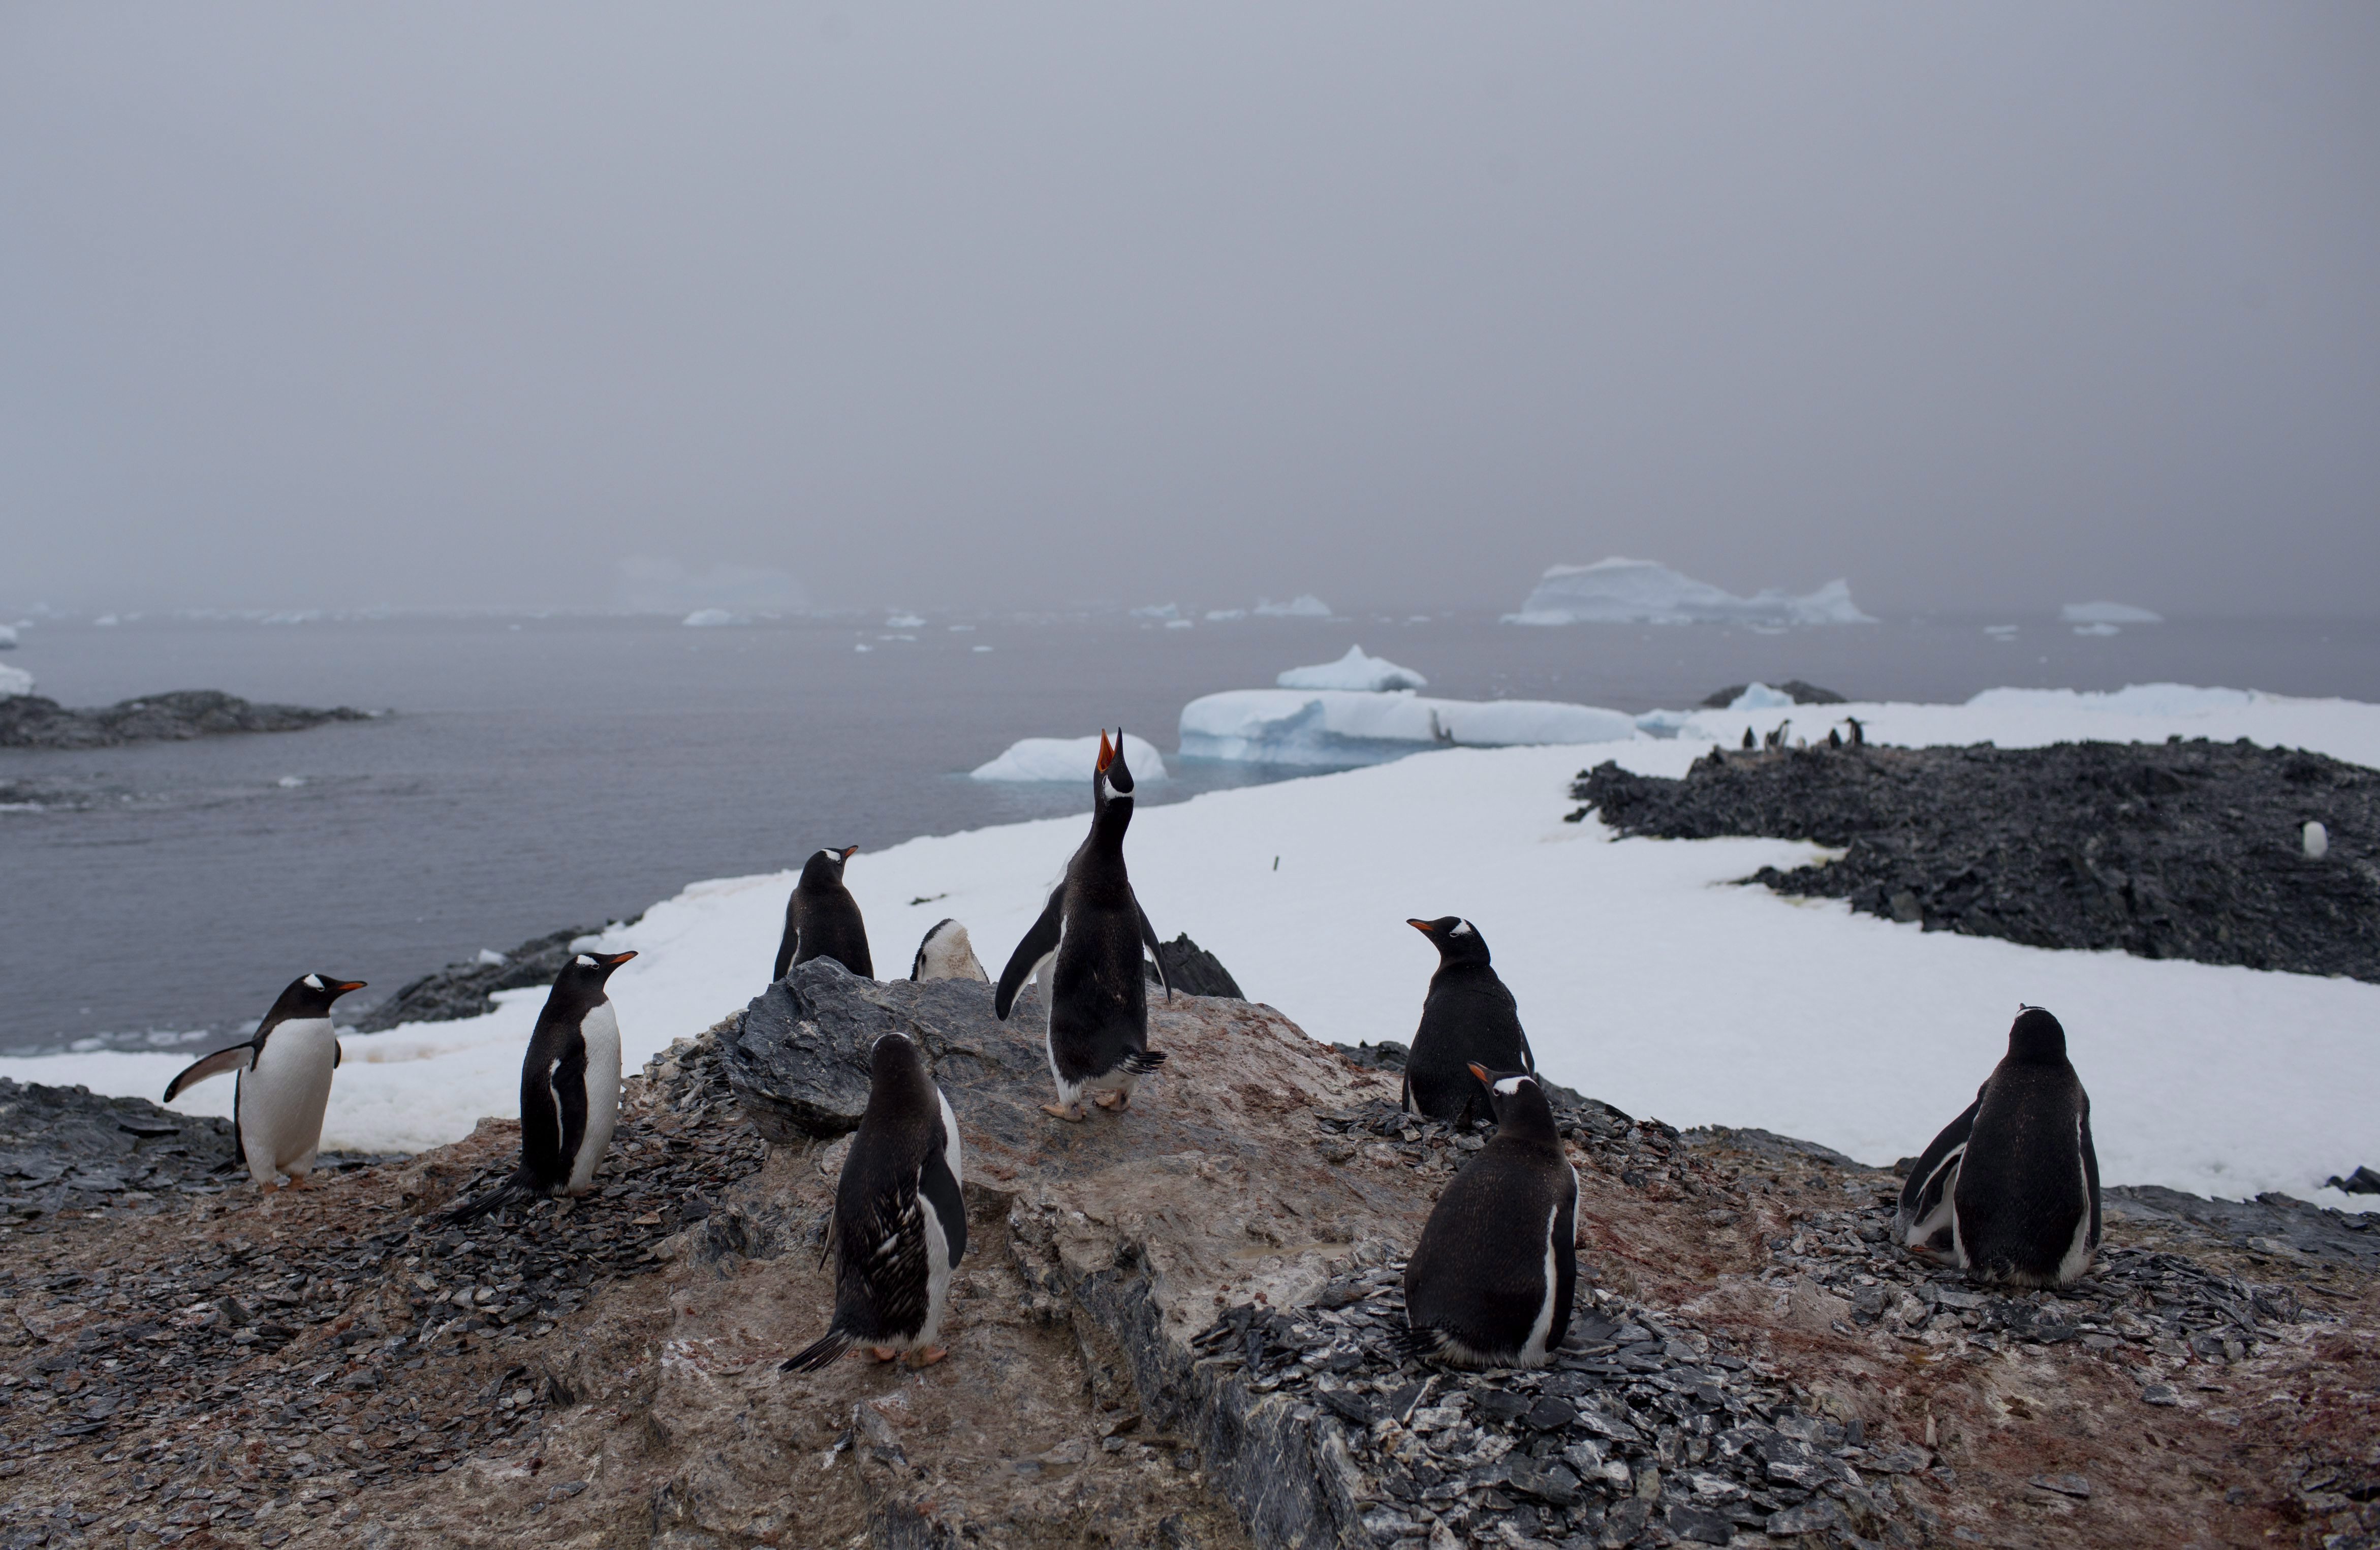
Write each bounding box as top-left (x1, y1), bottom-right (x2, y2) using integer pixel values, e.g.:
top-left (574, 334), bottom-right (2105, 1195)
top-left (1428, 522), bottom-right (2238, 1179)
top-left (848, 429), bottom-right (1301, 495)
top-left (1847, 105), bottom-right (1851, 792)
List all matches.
top-left (784, 1033), bottom-right (966, 1372)
top-left (994, 731), bottom-right (1171, 1121)
top-left (444, 950), bottom-right (638, 1223)
top-left (1897, 1006), bottom-right (2101, 1287)
top-left (774, 847), bottom-right (872, 982)
top-left (1402, 1065), bottom-right (1578, 1368)
top-left (910, 919), bottom-right (988, 982)
top-left (164, 973), bottom-right (366, 1190)
top-left (1401, 917), bottom-right (1535, 1127)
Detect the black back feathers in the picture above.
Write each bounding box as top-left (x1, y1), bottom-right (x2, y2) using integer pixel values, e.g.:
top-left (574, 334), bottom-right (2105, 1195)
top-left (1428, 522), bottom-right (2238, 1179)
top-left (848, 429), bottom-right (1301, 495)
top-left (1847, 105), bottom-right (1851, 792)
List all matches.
top-left (1400, 918), bottom-right (1533, 1126)
top-left (775, 846), bottom-right (873, 982)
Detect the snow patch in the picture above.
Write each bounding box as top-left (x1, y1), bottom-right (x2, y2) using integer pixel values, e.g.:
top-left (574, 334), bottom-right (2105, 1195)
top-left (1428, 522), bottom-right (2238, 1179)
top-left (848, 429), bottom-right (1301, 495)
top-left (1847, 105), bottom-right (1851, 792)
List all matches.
top-left (970, 732), bottom-right (1171, 784)
top-left (2063, 601), bottom-right (2163, 625)
top-left (1276, 645), bottom-right (1429, 693)
top-left (1508, 557), bottom-right (1874, 627)
top-left (1179, 689), bottom-right (1639, 766)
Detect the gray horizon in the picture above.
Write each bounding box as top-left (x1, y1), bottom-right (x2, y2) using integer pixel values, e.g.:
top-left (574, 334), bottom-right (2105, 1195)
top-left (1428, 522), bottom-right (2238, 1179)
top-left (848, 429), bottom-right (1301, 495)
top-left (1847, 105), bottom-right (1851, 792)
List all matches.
top-left (4, 5), bottom-right (2375, 621)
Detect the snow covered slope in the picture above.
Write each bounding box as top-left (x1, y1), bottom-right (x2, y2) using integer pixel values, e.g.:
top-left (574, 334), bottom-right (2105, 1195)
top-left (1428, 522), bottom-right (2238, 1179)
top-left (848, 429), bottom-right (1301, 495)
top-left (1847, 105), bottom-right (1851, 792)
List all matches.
top-left (1509, 557), bottom-right (1874, 626)
top-left (11, 686), bottom-right (2378, 1208)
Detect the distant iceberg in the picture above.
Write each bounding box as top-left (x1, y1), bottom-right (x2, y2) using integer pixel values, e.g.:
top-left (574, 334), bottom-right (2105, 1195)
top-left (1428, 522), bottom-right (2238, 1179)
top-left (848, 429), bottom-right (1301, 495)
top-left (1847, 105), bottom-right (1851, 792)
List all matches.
top-left (1179, 689), bottom-right (1638, 766)
top-left (1276, 645), bottom-right (1428, 693)
top-left (0, 624), bottom-right (17, 648)
top-left (970, 732), bottom-right (1171, 783)
top-left (885, 613), bottom-right (927, 629)
top-left (1507, 558), bottom-right (1874, 627)
top-left (2062, 601), bottom-right (2162, 625)
top-left (1204, 609), bottom-right (1248, 622)
top-left (681, 608), bottom-right (745, 628)
top-left (0, 663), bottom-right (32, 698)
top-left (1252, 595), bottom-right (1333, 619)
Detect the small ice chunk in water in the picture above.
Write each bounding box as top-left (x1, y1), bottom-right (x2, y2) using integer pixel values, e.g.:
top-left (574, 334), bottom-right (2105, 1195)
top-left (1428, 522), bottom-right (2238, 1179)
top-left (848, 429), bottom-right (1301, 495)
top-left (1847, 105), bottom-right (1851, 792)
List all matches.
top-left (276, 775), bottom-right (305, 788)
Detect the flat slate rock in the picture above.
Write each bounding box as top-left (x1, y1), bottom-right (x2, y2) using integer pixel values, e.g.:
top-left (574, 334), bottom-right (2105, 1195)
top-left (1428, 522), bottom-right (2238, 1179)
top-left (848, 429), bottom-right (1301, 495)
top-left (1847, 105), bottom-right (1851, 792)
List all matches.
top-left (352, 925), bottom-right (606, 1032)
top-left (0, 689), bottom-right (372, 750)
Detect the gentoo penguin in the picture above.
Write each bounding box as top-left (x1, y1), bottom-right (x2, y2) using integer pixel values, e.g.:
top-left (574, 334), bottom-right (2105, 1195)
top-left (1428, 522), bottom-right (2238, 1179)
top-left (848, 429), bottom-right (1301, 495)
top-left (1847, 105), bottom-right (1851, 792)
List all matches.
top-left (1741, 727), bottom-right (1756, 750)
top-left (444, 950), bottom-right (638, 1222)
top-left (773, 846), bottom-right (872, 982)
top-left (1897, 1006), bottom-right (2101, 1287)
top-left (1827, 727), bottom-right (1842, 749)
top-left (993, 730), bottom-right (1171, 1122)
top-left (1763, 718), bottom-right (1792, 751)
top-left (164, 973), bottom-right (365, 1190)
top-left (1401, 917), bottom-right (1535, 1127)
top-left (1843, 716), bottom-right (1865, 748)
top-left (910, 918), bottom-right (988, 982)
top-left (1403, 1064), bottom-right (1578, 1368)
top-left (784, 1033), bottom-right (966, 1371)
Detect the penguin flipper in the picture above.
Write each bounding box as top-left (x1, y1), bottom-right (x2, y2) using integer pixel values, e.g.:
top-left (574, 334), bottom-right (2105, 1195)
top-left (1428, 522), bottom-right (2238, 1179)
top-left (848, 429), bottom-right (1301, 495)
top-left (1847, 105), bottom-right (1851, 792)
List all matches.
top-left (164, 1042), bottom-right (256, 1102)
top-left (2080, 1093), bottom-right (2102, 1252)
top-left (333, 1039), bottom-right (342, 1070)
top-left (1896, 1096), bottom-right (1978, 1250)
top-left (919, 1117), bottom-right (967, 1266)
top-left (993, 886), bottom-right (1065, 1021)
top-left (1137, 905), bottom-right (1171, 1001)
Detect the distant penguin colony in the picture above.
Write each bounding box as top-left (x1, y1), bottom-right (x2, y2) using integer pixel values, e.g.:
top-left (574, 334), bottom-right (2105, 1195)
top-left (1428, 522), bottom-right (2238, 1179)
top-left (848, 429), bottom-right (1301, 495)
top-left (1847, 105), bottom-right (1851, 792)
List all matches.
top-left (910, 918), bottom-right (989, 982)
top-left (784, 1033), bottom-right (966, 1371)
top-left (992, 730), bottom-right (1171, 1122)
top-left (445, 949), bottom-right (639, 1222)
top-left (164, 973), bottom-right (366, 1190)
top-left (1401, 917), bottom-right (1535, 1127)
top-left (1898, 1007), bottom-right (2100, 1288)
top-left (774, 846), bottom-right (872, 982)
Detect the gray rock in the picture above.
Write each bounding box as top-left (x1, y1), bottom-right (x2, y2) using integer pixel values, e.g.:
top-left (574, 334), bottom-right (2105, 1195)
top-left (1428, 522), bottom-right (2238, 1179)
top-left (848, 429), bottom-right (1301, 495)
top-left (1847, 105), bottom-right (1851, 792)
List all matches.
top-left (1144, 934), bottom-right (1245, 999)
top-left (0, 689), bottom-right (373, 750)
top-left (352, 925), bottom-right (606, 1032)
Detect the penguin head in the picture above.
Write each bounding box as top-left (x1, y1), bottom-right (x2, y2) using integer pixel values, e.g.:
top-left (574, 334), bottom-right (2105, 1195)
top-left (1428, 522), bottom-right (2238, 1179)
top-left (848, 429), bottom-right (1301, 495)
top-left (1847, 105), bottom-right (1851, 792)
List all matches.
top-left (275, 973), bottom-right (367, 1019)
top-left (866, 1031), bottom-right (934, 1100)
top-left (802, 846), bottom-right (859, 888)
top-left (1094, 729), bottom-right (1136, 804)
top-left (1407, 916), bottom-right (1491, 967)
top-left (555, 949), bottom-right (637, 1002)
top-left (2005, 1005), bottom-right (2068, 1065)
top-left (1465, 1062), bottom-right (1557, 1138)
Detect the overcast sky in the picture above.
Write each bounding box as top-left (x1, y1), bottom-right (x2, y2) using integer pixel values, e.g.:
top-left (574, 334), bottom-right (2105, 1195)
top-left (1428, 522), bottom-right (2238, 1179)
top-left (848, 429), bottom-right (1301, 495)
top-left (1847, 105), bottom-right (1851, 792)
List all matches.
top-left (4, 5), bottom-right (2375, 619)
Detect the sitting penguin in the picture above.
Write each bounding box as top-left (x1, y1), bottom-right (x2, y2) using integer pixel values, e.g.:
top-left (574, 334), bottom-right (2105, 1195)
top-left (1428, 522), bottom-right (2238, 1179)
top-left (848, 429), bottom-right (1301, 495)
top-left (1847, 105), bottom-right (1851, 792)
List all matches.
top-left (784, 1033), bottom-right (966, 1371)
top-left (164, 972), bottom-right (367, 1191)
top-left (1402, 1064), bottom-right (1578, 1368)
top-left (774, 846), bottom-right (872, 982)
top-left (910, 918), bottom-right (988, 982)
top-left (1401, 917), bottom-right (1535, 1126)
top-left (1898, 1006), bottom-right (2101, 1287)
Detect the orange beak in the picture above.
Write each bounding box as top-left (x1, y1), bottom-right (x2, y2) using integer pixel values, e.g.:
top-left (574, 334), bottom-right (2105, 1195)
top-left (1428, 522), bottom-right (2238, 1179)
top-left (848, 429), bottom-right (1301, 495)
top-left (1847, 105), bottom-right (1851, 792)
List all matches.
top-left (1095, 730), bottom-right (1115, 774)
top-left (1406, 918), bottom-right (1434, 933)
top-left (1466, 1062), bottom-right (1492, 1085)
top-left (606, 951), bottom-right (638, 967)
top-left (333, 980), bottom-right (367, 994)
top-left (840, 845), bottom-right (860, 860)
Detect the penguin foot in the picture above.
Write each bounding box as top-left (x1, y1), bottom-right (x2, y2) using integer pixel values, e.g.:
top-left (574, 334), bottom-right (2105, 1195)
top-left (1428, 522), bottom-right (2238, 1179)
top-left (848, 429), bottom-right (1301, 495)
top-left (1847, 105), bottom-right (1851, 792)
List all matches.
top-left (1041, 1103), bottom-right (1086, 1122)
top-left (906, 1346), bottom-right (949, 1368)
top-left (868, 1346), bottom-right (901, 1363)
top-left (1093, 1090), bottom-right (1127, 1110)
top-left (285, 1175), bottom-right (313, 1191)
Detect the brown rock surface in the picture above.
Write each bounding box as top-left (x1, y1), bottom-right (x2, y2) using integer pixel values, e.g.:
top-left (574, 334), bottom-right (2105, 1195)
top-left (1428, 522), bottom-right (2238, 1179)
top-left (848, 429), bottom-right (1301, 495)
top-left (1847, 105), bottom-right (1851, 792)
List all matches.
top-left (1, 975), bottom-right (2373, 1549)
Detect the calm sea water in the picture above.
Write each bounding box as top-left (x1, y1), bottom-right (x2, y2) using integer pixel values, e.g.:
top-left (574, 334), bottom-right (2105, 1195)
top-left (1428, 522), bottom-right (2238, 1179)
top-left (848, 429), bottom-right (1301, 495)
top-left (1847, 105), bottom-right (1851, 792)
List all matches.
top-left (3, 610), bottom-right (2373, 1055)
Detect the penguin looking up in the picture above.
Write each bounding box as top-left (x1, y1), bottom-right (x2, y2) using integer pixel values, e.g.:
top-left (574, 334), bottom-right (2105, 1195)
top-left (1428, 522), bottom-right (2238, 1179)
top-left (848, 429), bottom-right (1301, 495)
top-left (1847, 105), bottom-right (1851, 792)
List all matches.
top-left (784, 1033), bottom-right (966, 1371)
top-left (1897, 1006), bottom-right (2101, 1287)
top-left (1401, 917), bottom-right (1535, 1127)
top-left (993, 730), bottom-right (1171, 1122)
top-left (1402, 1064), bottom-right (1578, 1368)
top-left (774, 846), bottom-right (872, 982)
top-left (911, 918), bottom-right (989, 982)
top-left (1843, 716), bottom-right (1865, 747)
top-left (164, 973), bottom-right (366, 1191)
top-left (444, 950), bottom-right (638, 1223)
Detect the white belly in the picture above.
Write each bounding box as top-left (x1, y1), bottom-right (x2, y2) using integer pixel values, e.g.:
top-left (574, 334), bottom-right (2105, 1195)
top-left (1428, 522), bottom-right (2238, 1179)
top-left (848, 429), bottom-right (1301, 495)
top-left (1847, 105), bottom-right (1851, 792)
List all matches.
top-left (567, 1001), bottom-right (623, 1195)
top-left (240, 1017), bottom-right (338, 1185)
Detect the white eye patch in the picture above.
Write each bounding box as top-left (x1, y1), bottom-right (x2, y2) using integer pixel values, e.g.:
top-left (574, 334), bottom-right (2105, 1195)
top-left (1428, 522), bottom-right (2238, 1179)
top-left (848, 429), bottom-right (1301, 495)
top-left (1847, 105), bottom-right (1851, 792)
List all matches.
top-left (1450, 921), bottom-right (1475, 937)
top-left (302, 973), bottom-right (323, 989)
top-left (575, 954), bottom-right (597, 968)
top-left (1492, 1075), bottom-right (1531, 1096)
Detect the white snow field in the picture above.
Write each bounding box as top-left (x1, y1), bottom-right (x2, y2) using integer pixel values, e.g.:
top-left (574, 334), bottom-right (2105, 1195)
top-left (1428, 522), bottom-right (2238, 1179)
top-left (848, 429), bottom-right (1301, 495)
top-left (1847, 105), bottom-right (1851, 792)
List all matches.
top-left (970, 732), bottom-right (1170, 783)
top-left (1180, 689), bottom-right (1642, 765)
top-left (1276, 645), bottom-right (1429, 692)
top-left (1509, 557), bottom-right (1875, 627)
top-left (7, 685), bottom-right (2379, 1208)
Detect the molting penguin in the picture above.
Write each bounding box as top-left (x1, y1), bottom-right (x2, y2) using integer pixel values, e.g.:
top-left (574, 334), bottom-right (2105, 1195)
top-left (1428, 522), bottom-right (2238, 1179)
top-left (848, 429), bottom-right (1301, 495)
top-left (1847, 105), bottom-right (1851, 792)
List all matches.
top-left (993, 730), bottom-right (1171, 1122)
top-left (774, 847), bottom-right (872, 982)
top-left (1401, 917), bottom-right (1535, 1127)
top-left (164, 973), bottom-right (365, 1191)
top-left (910, 918), bottom-right (988, 982)
top-left (784, 1033), bottom-right (966, 1371)
top-left (1897, 1006), bottom-right (2100, 1287)
top-left (1402, 1065), bottom-right (1578, 1368)
top-left (444, 950), bottom-right (638, 1223)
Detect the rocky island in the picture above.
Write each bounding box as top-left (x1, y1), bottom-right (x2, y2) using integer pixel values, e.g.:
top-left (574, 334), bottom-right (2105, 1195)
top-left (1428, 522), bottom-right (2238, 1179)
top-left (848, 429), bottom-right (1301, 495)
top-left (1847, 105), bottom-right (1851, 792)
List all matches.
top-left (0, 690), bottom-right (374, 751)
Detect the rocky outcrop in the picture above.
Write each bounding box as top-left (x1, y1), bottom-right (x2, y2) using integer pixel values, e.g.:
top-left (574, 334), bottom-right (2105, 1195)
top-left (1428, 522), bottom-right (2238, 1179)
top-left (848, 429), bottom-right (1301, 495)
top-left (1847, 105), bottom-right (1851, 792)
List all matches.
top-left (1150, 935), bottom-right (1246, 999)
top-left (0, 689), bottom-right (375, 750)
top-left (351, 926), bottom-right (606, 1033)
top-left (2, 972), bottom-right (2376, 1548)
top-left (1699, 682), bottom-right (1848, 709)
top-left (1572, 739), bottom-right (2380, 981)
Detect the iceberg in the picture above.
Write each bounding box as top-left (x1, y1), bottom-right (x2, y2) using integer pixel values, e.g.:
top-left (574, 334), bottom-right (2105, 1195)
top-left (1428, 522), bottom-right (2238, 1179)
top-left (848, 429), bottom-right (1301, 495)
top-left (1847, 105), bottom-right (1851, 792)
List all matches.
top-left (1275, 645), bottom-right (1428, 692)
top-left (1723, 682), bottom-right (1797, 711)
top-left (2062, 601), bottom-right (2162, 625)
top-left (1252, 595), bottom-right (1333, 618)
top-left (1204, 609), bottom-right (1247, 622)
top-left (970, 732), bottom-right (1171, 783)
top-left (0, 663), bottom-right (32, 698)
top-left (885, 613), bottom-right (927, 629)
top-left (1507, 557), bottom-right (1874, 627)
top-left (681, 608), bottom-right (745, 628)
top-left (0, 624), bottom-right (16, 648)
top-left (1179, 689), bottom-right (1639, 766)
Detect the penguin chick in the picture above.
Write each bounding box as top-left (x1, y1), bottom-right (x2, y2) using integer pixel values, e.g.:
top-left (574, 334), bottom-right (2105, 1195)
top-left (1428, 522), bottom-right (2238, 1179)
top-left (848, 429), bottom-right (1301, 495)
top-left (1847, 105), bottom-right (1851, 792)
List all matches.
top-left (774, 846), bottom-right (872, 982)
top-left (911, 918), bottom-right (989, 982)
top-left (444, 950), bottom-right (637, 1223)
top-left (1401, 917), bottom-right (1535, 1127)
top-left (1402, 1064), bottom-right (1578, 1368)
top-left (784, 1033), bottom-right (966, 1371)
top-left (165, 973), bottom-right (366, 1191)
top-left (993, 730), bottom-right (1170, 1122)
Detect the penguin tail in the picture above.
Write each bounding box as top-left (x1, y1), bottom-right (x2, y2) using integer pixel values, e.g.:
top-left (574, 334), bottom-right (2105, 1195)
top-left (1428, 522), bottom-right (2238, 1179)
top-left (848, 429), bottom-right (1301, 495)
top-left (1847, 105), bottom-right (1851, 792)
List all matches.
top-left (1390, 1323), bottom-right (1454, 1364)
top-left (438, 1171), bottom-right (537, 1226)
top-left (1120, 1049), bottom-right (1168, 1076)
top-left (780, 1326), bottom-right (855, 1374)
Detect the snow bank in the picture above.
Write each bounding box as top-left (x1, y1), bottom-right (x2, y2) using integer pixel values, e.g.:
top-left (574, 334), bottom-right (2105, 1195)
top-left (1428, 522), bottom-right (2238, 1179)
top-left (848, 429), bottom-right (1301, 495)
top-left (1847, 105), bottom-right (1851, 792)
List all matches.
top-left (0, 663), bottom-right (31, 698)
top-left (1276, 645), bottom-right (1428, 692)
top-left (1508, 557), bottom-right (1874, 627)
top-left (969, 732), bottom-right (1170, 783)
top-left (1179, 689), bottom-right (1640, 766)
top-left (1252, 595), bottom-right (1333, 618)
top-left (2063, 601), bottom-right (2163, 625)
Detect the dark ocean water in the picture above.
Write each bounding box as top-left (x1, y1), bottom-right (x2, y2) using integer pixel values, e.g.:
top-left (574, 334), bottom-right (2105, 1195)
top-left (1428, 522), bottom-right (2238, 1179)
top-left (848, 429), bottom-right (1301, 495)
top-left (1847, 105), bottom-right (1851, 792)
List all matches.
top-left (3, 610), bottom-right (2373, 1055)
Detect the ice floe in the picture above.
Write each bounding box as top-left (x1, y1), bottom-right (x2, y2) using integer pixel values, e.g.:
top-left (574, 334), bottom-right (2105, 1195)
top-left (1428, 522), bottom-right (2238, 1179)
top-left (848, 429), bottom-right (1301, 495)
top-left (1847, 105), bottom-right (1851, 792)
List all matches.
top-left (969, 731), bottom-right (1170, 784)
top-left (1275, 645), bottom-right (1429, 692)
top-left (2063, 601), bottom-right (2164, 625)
top-left (1252, 595), bottom-right (1333, 618)
top-left (1508, 557), bottom-right (1874, 627)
